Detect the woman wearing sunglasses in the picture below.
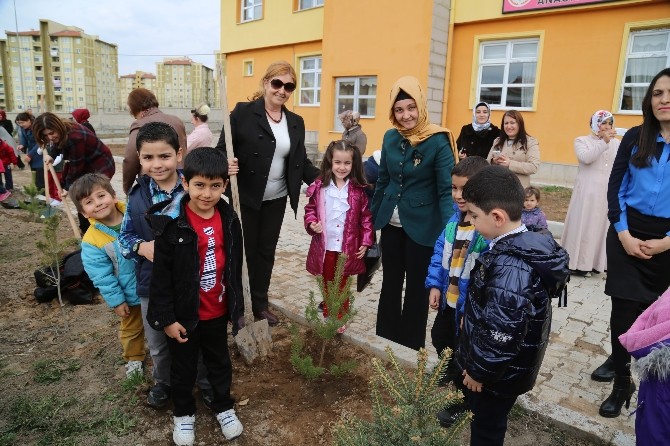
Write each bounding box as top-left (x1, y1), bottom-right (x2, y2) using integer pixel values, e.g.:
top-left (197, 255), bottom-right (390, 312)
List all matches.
top-left (215, 61), bottom-right (319, 327)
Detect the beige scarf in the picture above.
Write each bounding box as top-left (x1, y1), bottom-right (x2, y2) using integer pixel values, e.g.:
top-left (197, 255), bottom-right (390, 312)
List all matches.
top-left (389, 76), bottom-right (458, 163)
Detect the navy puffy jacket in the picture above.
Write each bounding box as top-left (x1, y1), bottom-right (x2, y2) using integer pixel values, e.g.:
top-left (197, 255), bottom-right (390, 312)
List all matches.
top-left (456, 230), bottom-right (569, 397)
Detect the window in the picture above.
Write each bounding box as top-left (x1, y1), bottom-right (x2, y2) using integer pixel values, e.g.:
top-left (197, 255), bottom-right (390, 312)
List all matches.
top-left (241, 0), bottom-right (262, 22)
top-left (620, 28), bottom-right (670, 112)
top-left (477, 38), bottom-right (538, 109)
top-left (299, 0), bottom-right (323, 10)
top-left (334, 76), bottom-right (377, 130)
top-left (299, 56), bottom-right (321, 105)
top-left (243, 60), bottom-right (254, 76)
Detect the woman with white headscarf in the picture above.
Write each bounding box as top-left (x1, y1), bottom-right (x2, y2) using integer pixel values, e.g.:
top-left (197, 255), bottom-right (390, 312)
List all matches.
top-left (561, 110), bottom-right (620, 276)
top-left (455, 102), bottom-right (500, 159)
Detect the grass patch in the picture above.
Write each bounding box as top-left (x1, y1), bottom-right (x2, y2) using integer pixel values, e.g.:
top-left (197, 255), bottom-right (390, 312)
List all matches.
top-left (33, 358), bottom-right (81, 384)
top-left (121, 369), bottom-right (148, 392)
top-left (540, 185), bottom-right (571, 193)
top-left (1, 394), bottom-right (136, 446)
top-left (508, 403), bottom-right (527, 421)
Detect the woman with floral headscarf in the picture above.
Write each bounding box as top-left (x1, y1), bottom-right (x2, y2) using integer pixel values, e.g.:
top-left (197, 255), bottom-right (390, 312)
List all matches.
top-left (456, 102), bottom-right (500, 159)
top-left (561, 110), bottom-right (620, 277)
top-left (371, 76), bottom-right (457, 351)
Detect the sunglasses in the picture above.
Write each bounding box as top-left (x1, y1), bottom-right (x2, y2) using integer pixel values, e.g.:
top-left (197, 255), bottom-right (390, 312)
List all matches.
top-left (270, 78), bottom-right (296, 93)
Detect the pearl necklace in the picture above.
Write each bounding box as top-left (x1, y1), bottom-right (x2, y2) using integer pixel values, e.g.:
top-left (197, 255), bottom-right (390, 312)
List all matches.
top-left (265, 108), bottom-right (282, 124)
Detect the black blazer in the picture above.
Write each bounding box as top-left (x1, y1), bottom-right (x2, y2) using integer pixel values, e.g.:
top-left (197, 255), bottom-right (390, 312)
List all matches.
top-left (215, 98), bottom-right (319, 215)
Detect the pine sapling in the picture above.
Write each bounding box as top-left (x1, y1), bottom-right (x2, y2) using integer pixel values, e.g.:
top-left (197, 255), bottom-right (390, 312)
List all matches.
top-left (291, 254), bottom-right (358, 379)
top-left (35, 214), bottom-right (78, 309)
top-left (18, 183), bottom-right (46, 222)
top-left (332, 347), bottom-right (469, 446)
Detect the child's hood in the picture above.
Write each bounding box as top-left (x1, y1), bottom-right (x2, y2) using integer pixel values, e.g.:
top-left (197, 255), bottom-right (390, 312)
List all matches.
top-left (495, 231), bottom-right (569, 292)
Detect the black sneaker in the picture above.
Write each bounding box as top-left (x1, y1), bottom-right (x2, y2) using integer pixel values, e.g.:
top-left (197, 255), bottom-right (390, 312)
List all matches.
top-left (147, 383), bottom-right (171, 409)
top-left (201, 388), bottom-right (215, 410)
top-left (437, 402), bottom-right (468, 428)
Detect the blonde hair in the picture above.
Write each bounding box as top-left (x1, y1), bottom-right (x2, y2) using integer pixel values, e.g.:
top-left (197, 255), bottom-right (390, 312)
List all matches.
top-left (250, 61), bottom-right (297, 101)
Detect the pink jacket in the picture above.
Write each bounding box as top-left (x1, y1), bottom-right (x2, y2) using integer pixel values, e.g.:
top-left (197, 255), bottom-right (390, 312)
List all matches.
top-left (304, 178), bottom-right (374, 276)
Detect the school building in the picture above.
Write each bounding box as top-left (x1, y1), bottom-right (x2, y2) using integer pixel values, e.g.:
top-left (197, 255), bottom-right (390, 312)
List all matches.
top-left (218, 0), bottom-right (669, 183)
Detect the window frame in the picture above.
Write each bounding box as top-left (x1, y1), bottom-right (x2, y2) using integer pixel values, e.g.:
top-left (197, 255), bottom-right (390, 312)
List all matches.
top-left (298, 0), bottom-right (323, 11)
top-left (240, 0), bottom-right (263, 22)
top-left (298, 55), bottom-right (322, 107)
top-left (333, 76), bottom-right (377, 131)
top-left (476, 37), bottom-right (540, 111)
top-left (617, 26), bottom-right (670, 114)
top-left (243, 59), bottom-right (254, 77)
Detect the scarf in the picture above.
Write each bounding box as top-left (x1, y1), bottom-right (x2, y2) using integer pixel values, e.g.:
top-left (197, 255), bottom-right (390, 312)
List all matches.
top-left (590, 110), bottom-right (614, 135)
top-left (388, 76), bottom-right (458, 162)
top-left (472, 101), bottom-right (492, 132)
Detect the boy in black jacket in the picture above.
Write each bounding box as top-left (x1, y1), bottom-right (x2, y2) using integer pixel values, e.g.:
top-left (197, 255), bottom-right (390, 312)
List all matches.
top-left (456, 166), bottom-right (569, 446)
top-left (146, 147), bottom-right (244, 446)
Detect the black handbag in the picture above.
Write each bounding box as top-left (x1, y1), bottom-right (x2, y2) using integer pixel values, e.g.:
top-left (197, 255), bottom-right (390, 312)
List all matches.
top-left (356, 240), bottom-right (382, 292)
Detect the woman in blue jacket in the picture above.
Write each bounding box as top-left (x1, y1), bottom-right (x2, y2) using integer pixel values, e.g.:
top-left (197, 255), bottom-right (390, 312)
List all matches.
top-left (593, 67), bottom-right (670, 418)
top-left (15, 112), bottom-right (44, 190)
top-left (371, 76), bottom-right (457, 350)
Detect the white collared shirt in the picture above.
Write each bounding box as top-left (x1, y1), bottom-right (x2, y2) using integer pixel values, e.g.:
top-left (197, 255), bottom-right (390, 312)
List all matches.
top-left (324, 180), bottom-right (350, 252)
top-left (488, 224), bottom-right (527, 250)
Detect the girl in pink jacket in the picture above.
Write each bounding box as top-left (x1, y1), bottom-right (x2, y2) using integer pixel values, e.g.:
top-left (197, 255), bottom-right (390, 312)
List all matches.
top-left (304, 140), bottom-right (374, 330)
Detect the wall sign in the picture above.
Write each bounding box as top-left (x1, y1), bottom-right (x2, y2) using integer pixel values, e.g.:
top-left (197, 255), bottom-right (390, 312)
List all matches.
top-left (502, 0), bottom-right (618, 14)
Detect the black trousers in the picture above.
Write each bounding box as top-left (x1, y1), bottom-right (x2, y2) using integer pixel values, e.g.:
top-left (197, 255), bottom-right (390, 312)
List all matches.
top-left (610, 297), bottom-right (649, 376)
top-left (466, 389), bottom-right (517, 446)
top-left (431, 305), bottom-right (456, 355)
top-left (168, 316), bottom-right (234, 417)
top-left (240, 196), bottom-right (287, 315)
top-left (376, 225), bottom-right (432, 351)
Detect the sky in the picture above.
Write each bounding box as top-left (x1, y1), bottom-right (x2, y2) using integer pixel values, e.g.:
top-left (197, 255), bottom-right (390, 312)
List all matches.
top-left (0, 0), bottom-right (221, 75)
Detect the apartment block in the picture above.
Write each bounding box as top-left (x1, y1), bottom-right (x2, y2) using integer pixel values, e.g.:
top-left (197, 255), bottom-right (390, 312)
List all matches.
top-left (155, 57), bottom-right (215, 108)
top-left (118, 71), bottom-right (157, 110)
top-left (0, 19), bottom-right (118, 113)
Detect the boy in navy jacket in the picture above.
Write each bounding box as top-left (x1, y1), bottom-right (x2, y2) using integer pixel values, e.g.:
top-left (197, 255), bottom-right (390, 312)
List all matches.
top-left (457, 166), bottom-right (569, 445)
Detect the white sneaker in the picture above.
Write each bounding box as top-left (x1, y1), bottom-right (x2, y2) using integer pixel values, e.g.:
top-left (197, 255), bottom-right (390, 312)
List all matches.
top-left (216, 409), bottom-right (243, 440)
top-left (50, 199), bottom-right (62, 206)
top-left (125, 360), bottom-right (143, 377)
top-left (173, 415), bottom-right (196, 446)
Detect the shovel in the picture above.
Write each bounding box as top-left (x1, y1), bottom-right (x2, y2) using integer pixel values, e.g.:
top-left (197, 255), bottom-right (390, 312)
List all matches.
top-left (217, 63), bottom-right (272, 365)
top-left (48, 164), bottom-right (82, 239)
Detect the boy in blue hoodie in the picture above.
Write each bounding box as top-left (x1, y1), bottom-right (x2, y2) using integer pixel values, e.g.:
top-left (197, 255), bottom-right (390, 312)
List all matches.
top-left (71, 173), bottom-right (145, 378)
top-left (457, 166), bottom-right (569, 446)
top-left (425, 155), bottom-right (489, 427)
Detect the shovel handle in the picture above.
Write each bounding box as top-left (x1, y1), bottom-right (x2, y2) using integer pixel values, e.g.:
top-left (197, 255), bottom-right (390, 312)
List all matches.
top-left (48, 165), bottom-right (82, 239)
top-left (217, 62), bottom-right (254, 327)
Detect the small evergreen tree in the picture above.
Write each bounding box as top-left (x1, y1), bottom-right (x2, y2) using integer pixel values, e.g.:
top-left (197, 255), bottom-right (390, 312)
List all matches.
top-left (36, 214), bottom-right (78, 308)
top-left (332, 347), bottom-right (468, 446)
top-left (291, 254), bottom-right (358, 379)
top-left (18, 183), bottom-right (46, 222)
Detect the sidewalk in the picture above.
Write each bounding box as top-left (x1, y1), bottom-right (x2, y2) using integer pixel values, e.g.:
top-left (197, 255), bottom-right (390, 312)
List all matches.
top-left (102, 159), bottom-right (633, 445)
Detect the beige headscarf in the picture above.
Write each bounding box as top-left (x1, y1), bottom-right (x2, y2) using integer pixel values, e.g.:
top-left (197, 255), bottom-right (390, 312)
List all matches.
top-left (389, 76), bottom-right (458, 162)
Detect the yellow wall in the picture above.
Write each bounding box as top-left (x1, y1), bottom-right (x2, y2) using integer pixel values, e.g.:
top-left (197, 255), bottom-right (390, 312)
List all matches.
top-left (317, 0), bottom-right (436, 153)
top-left (220, 0), bottom-right (323, 54)
top-left (447, 0), bottom-right (668, 165)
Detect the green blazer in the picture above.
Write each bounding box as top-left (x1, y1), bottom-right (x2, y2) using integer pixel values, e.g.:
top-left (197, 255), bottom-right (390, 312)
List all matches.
top-left (371, 129), bottom-right (455, 247)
